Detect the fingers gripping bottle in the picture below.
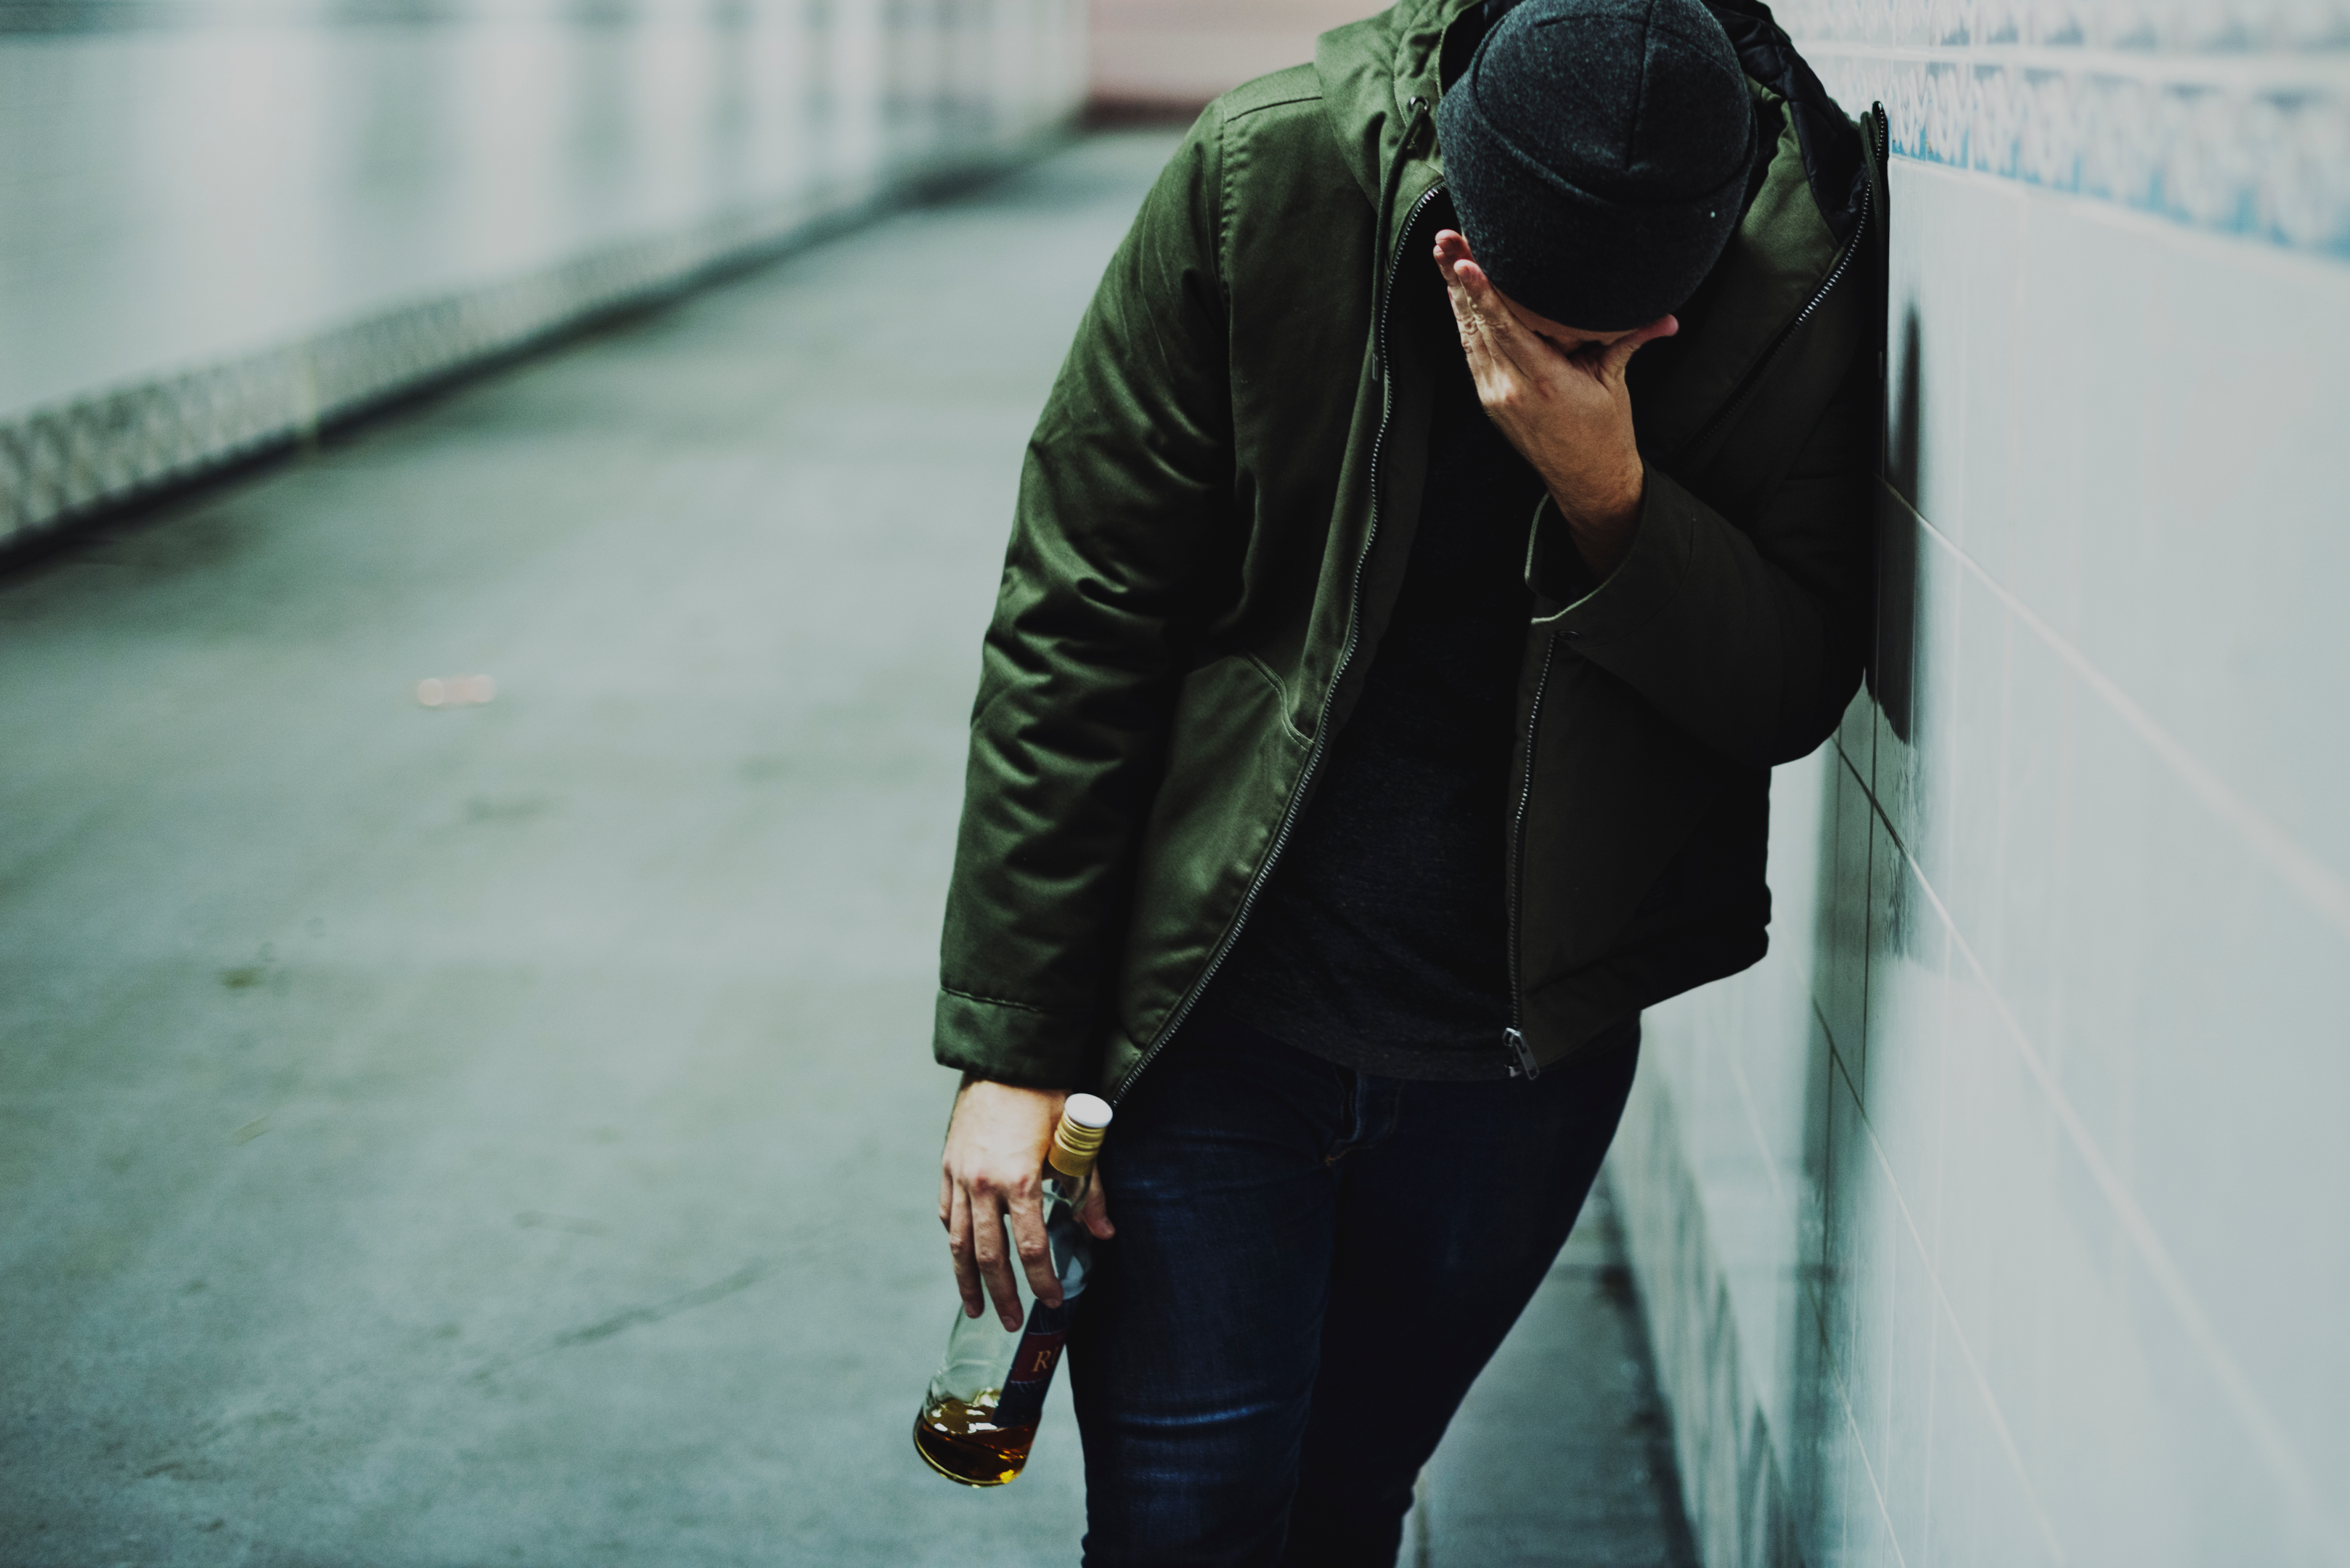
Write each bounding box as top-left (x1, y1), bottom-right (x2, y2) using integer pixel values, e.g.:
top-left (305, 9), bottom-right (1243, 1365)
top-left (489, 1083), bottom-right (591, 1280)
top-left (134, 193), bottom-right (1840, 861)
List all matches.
top-left (913, 1093), bottom-right (1113, 1486)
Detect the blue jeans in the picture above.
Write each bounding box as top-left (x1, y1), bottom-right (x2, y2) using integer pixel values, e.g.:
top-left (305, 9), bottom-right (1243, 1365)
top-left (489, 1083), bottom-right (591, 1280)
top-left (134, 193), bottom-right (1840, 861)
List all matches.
top-left (1066, 1010), bottom-right (1641, 1567)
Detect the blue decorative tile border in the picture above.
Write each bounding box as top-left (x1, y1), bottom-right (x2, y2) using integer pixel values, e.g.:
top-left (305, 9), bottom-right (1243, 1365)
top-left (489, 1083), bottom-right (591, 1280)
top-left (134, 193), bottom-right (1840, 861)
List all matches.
top-left (0, 152), bottom-right (1056, 549)
top-left (1777, 0), bottom-right (2350, 258)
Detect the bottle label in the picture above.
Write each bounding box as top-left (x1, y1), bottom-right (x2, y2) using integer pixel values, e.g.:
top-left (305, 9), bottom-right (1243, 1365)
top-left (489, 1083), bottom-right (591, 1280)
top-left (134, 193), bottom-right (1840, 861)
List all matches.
top-left (990, 1297), bottom-right (1074, 1429)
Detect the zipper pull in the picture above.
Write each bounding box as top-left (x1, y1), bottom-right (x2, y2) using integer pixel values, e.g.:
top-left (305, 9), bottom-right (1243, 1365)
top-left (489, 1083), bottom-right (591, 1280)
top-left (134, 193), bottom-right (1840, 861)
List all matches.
top-left (1504, 1027), bottom-right (1541, 1080)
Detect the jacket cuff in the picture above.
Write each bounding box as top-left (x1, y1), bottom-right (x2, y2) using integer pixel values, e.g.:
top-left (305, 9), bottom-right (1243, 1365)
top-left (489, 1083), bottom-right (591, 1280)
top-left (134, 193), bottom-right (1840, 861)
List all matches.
top-left (932, 987), bottom-right (1095, 1090)
top-left (1537, 470), bottom-right (1699, 645)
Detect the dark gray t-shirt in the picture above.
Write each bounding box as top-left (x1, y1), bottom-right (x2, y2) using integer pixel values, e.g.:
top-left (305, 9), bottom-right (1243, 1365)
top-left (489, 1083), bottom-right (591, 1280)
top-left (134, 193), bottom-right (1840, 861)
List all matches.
top-left (1200, 336), bottom-right (1543, 1080)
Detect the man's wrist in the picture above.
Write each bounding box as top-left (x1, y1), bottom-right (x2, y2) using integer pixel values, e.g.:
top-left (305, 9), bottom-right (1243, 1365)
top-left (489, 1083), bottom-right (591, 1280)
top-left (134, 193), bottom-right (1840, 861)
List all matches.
top-left (1554, 467), bottom-right (1645, 578)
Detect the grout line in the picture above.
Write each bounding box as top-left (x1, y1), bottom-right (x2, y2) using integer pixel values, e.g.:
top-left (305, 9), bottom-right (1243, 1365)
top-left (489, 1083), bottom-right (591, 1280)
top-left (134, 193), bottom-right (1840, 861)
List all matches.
top-left (1839, 1355), bottom-right (1914, 1568)
top-left (1905, 507), bottom-right (2350, 943)
top-left (1919, 1262), bottom-right (1942, 1565)
top-left (1880, 810), bottom-right (2348, 1563)
top-left (1832, 1028), bottom-right (2070, 1564)
top-left (1721, 1022), bottom-right (1793, 1225)
top-left (1919, 905), bottom-right (1954, 1566)
top-left (1796, 1175), bottom-right (1915, 1568)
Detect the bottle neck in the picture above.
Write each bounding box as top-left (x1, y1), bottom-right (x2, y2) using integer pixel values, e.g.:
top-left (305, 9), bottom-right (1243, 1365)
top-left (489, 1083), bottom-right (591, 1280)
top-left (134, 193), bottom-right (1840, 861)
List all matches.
top-left (1045, 1160), bottom-right (1093, 1213)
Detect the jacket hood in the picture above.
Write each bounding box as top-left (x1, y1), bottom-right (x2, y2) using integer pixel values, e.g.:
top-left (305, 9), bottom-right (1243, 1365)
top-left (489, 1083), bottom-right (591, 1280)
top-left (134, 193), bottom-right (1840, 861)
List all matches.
top-left (1313, 0), bottom-right (1866, 246)
top-left (1311, 0), bottom-right (1465, 214)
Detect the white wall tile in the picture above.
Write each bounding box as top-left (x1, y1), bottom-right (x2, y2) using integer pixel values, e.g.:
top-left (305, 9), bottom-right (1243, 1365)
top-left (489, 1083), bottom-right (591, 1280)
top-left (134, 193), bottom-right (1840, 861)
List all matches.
top-left (1912, 163), bottom-right (2350, 902)
top-left (1841, 1478), bottom-right (1901, 1568)
top-left (2055, 208), bottom-right (2350, 896)
top-left (2020, 1140), bottom-right (2199, 1567)
top-left (2027, 664), bottom-right (2156, 1179)
top-left (1948, 179), bottom-right (2032, 591)
top-left (1994, 203), bottom-right (2092, 645)
top-left (1820, 1058), bottom-right (1888, 1475)
top-left (1861, 833), bottom-right (1950, 1262)
top-left (2115, 1220), bottom-right (2343, 1568)
top-left (1920, 955), bottom-right (2057, 1429)
top-left (1923, 545), bottom-right (2011, 989)
top-left (1819, 744), bottom-right (1876, 1063)
top-left (1870, 483), bottom-right (1967, 893)
top-left (1917, 1302), bottom-right (2066, 1568)
top-left (1986, 596), bottom-right (2081, 1069)
top-left (1987, 632), bottom-right (2350, 1525)
top-left (2100, 764), bottom-right (2350, 1506)
top-left (1880, 1223), bottom-right (1939, 1557)
top-left (1769, 746), bottom-right (1835, 979)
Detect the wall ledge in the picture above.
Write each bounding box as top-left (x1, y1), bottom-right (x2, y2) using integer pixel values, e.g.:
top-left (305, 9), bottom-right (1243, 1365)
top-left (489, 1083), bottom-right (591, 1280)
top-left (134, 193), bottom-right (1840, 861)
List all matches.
top-left (0, 142), bottom-right (1060, 556)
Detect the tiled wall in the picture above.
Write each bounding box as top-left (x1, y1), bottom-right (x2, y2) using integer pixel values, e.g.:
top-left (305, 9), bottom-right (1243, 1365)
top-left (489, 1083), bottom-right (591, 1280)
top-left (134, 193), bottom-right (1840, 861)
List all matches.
top-left (1607, 6), bottom-right (2350, 1564)
top-left (0, 0), bottom-right (1086, 546)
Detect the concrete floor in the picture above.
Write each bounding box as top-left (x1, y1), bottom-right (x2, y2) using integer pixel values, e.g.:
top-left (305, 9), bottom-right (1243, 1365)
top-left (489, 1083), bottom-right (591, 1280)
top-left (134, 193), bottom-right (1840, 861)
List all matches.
top-left (0, 132), bottom-right (1694, 1568)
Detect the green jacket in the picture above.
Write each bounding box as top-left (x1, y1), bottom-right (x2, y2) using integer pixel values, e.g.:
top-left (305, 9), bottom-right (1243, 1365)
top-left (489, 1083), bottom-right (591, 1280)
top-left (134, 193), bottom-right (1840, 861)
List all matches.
top-left (936, 0), bottom-right (1886, 1098)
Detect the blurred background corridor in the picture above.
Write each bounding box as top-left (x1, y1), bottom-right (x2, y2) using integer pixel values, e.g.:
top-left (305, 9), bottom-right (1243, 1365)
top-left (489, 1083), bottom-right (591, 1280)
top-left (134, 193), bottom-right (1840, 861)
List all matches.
top-left (4, 0), bottom-right (2349, 1564)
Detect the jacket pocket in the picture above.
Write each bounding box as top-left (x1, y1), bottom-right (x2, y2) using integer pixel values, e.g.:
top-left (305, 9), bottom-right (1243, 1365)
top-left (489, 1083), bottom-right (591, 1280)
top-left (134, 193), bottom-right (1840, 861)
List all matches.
top-left (1111, 653), bottom-right (1313, 1055)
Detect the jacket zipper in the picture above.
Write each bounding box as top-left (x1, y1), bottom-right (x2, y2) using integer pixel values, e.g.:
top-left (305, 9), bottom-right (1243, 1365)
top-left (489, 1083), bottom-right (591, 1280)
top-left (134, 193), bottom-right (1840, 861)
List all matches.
top-left (1110, 151), bottom-right (1445, 1105)
top-left (1501, 629), bottom-right (1558, 1079)
top-left (1501, 110), bottom-right (1884, 1082)
top-left (1675, 127), bottom-right (1877, 466)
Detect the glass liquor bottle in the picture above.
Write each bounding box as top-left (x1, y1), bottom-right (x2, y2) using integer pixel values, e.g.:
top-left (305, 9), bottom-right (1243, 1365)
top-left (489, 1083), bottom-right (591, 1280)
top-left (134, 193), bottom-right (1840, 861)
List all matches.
top-left (913, 1092), bottom-right (1112, 1486)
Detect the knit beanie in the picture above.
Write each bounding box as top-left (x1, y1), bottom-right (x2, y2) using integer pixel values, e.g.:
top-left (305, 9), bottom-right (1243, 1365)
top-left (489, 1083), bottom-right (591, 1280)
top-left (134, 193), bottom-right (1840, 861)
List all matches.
top-left (1436, 0), bottom-right (1757, 331)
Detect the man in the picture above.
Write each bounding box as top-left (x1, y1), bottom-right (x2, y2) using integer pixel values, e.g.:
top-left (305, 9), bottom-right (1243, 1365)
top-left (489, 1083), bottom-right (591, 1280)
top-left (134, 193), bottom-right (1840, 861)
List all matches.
top-left (934, 0), bottom-right (1882, 1559)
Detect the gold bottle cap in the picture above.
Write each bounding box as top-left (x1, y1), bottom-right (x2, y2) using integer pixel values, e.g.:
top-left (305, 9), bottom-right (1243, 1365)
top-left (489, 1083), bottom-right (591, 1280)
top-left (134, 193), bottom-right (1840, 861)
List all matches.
top-left (1048, 1093), bottom-right (1114, 1179)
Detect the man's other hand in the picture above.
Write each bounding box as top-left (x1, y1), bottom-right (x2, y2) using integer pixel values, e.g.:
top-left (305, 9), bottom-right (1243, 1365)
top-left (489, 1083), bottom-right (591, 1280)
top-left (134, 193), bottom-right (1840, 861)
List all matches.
top-left (1433, 229), bottom-right (1678, 580)
top-left (940, 1077), bottom-right (1115, 1330)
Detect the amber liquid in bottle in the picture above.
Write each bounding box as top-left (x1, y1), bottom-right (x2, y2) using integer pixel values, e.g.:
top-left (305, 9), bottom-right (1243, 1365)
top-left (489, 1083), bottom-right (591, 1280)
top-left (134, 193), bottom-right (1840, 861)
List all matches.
top-left (912, 1390), bottom-right (1037, 1487)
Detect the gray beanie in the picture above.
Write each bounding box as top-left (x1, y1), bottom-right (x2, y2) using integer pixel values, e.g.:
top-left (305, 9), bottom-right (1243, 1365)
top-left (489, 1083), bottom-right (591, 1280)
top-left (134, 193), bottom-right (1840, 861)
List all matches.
top-left (1436, 0), bottom-right (1757, 331)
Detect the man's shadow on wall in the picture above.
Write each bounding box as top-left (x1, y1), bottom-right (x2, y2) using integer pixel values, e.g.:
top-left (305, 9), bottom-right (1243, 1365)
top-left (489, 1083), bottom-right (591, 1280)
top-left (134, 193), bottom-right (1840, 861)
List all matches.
top-left (1876, 308), bottom-right (1925, 746)
top-left (1779, 305), bottom-right (1923, 1556)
